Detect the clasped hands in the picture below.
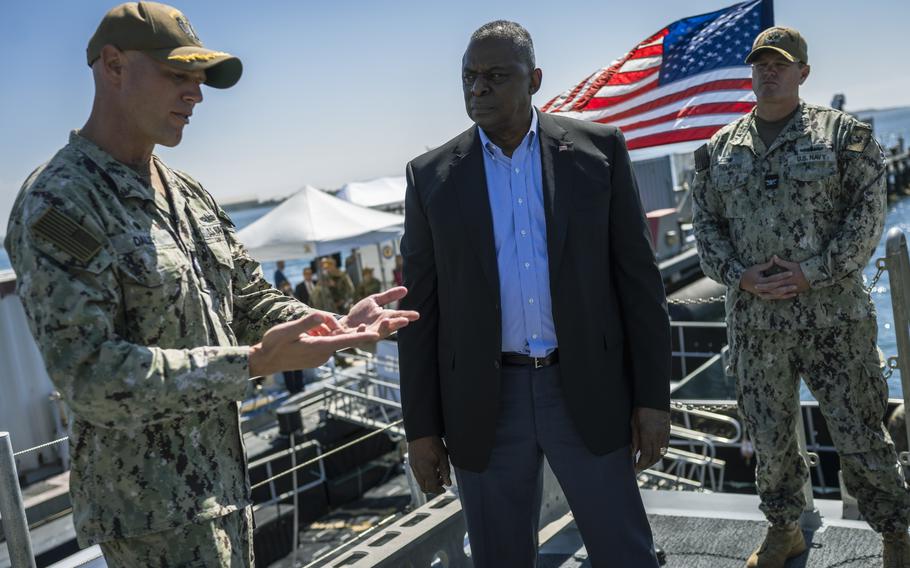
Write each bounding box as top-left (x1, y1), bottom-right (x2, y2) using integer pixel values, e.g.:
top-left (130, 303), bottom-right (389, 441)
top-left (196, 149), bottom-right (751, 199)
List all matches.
top-left (249, 286), bottom-right (419, 377)
top-left (739, 255), bottom-right (810, 300)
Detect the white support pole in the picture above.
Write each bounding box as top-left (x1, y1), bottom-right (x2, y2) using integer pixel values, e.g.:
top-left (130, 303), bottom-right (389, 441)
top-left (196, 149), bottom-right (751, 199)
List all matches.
top-left (0, 432), bottom-right (37, 568)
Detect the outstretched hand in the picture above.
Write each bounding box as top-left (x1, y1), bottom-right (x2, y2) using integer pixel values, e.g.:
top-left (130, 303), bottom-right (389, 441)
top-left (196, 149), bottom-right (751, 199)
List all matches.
top-left (338, 286), bottom-right (419, 338)
top-left (249, 312), bottom-right (382, 377)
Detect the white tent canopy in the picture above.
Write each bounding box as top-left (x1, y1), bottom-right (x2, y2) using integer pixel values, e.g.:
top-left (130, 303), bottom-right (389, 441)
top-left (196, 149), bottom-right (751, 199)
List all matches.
top-left (336, 176), bottom-right (406, 209)
top-left (236, 186), bottom-right (404, 263)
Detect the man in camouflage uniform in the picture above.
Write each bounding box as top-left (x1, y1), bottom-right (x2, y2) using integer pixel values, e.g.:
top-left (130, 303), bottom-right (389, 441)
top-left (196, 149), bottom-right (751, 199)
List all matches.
top-left (693, 26), bottom-right (910, 567)
top-left (355, 267), bottom-right (382, 302)
top-left (319, 256), bottom-right (355, 312)
top-left (3, 3), bottom-right (417, 566)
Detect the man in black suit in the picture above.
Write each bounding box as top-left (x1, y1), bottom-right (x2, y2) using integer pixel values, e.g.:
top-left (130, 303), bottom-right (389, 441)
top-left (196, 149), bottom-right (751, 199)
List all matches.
top-left (399, 21), bottom-right (671, 567)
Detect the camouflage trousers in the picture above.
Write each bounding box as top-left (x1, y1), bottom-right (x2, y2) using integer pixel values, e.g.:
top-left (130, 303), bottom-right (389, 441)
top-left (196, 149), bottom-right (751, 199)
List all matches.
top-left (99, 506), bottom-right (254, 567)
top-left (730, 319), bottom-right (910, 533)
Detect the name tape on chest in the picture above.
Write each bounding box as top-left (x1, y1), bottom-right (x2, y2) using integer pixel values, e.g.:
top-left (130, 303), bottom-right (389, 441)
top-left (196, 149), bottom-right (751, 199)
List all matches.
top-left (31, 207), bottom-right (102, 263)
top-left (198, 222), bottom-right (225, 243)
top-left (112, 227), bottom-right (179, 253)
top-left (792, 151), bottom-right (833, 164)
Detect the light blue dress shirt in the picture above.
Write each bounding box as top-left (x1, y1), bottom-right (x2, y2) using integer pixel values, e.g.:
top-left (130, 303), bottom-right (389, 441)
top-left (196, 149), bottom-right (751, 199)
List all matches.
top-left (477, 110), bottom-right (557, 357)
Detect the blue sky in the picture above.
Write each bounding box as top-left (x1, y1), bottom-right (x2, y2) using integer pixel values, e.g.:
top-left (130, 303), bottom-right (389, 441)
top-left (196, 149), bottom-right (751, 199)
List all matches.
top-left (2, 0), bottom-right (908, 235)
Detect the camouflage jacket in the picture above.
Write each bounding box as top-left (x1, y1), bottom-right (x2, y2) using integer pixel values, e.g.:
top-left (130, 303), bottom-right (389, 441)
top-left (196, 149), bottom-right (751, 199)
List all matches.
top-left (692, 102), bottom-right (886, 330)
top-left (325, 270), bottom-right (354, 311)
top-left (4, 132), bottom-right (309, 545)
top-left (355, 278), bottom-right (381, 302)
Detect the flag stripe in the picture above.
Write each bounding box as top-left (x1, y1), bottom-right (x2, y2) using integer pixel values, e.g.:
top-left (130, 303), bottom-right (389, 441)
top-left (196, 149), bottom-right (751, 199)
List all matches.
top-left (626, 126), bottom-right (727, 150)
top-left (602, 90), bottom-right (755, 127)
top-left (611, 101), bottom-right (756, 132)
top-left (618, 56), bottom-right (662, 72)
top-left (623, 113), bottom-right (750, 140)
top-left (540, 70), bottom-right (600, 113)
top-left (592, 77), bottom-right (754, 121)
top-left (602, 66), bottom-right (751, 115)
top-left (628, 44), bottom-right (664, 58)
top-left (601, 66), bottom-right (661, 86)
top-left (558, 67), bottom-right (752, 120)
top-left (589, 74), bottom-right (661, 103)
top-left (588, 70), bottom-right (751, 111)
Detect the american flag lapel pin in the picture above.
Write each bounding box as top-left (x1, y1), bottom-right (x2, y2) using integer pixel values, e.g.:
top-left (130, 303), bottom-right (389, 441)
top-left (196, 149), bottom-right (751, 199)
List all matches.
top-left (558, 144), bottom-right (569, 152)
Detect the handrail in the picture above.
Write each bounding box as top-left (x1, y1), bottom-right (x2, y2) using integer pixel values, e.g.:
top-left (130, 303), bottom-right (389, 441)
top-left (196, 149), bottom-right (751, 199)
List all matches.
top-left (0, 432), bottom-right (37, 567)
top-left (884, 227), bottom-right (910, 465)
top-left (671, 404), bottom-right (742, 445)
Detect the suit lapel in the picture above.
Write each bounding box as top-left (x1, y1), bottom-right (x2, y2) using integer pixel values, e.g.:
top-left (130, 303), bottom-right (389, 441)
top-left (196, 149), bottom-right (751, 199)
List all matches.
top-left (537, 112), bottom-right (573, 280)
top-left (452, 128), bottom-right (500, 295)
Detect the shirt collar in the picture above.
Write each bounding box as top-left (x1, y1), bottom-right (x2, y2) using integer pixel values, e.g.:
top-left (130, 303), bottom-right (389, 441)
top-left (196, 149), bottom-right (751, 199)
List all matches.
top-left (67, 130), bottom-right (159, 202)
top-left (477, 108), bottom-right (539, 158)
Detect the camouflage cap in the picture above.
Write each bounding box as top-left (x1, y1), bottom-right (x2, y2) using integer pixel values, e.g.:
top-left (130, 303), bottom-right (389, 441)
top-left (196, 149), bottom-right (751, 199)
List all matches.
top-left (745, 26), bottom-right (808, 65)
top-left (86, 2), bottom-right (242, 89)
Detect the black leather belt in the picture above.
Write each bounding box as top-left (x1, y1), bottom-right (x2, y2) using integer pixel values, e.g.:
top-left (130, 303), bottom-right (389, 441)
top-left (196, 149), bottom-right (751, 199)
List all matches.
top-left (501, 349), bottom-right (559, 369)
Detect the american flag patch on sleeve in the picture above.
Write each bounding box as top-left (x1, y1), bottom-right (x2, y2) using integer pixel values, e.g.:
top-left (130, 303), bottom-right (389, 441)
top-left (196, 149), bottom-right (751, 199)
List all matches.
top-left (31, 207), bottom-right (102, 264)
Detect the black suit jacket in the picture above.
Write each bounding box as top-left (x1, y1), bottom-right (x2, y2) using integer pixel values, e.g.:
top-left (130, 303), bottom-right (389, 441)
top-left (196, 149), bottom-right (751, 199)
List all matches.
top-left (398, 111), bottom-right (671, 472)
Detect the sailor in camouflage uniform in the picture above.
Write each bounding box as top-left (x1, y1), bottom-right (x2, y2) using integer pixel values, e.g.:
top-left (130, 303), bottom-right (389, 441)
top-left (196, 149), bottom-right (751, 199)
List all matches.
top-left (3, 3), bottom-right (417, 566)
top-left (693, 27), bottom-right (910, 567)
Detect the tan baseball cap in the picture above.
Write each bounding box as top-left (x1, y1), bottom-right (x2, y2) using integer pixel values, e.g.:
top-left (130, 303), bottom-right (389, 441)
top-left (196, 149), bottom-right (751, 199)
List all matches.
top-left (86, 2), bottom-right (242, 89)
top-left (745, 26), bottom-right (808, 65)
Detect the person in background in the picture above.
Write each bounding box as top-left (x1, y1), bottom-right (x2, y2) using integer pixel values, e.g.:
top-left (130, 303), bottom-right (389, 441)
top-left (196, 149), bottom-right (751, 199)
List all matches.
top-left (355, 266), bottom-right (382, 302)
top-left (273, 259), bottom-right (289, 288)
top-left (393, 253), bottom-right (404, 287)
top-left (345, 248), bottom-right (362, 288)
top-left (320, 256), bottom-right (355, 313)
top-left (294, 266), bottom-right (315, 304)
top-left (692, 26), bottom-right (910, 568)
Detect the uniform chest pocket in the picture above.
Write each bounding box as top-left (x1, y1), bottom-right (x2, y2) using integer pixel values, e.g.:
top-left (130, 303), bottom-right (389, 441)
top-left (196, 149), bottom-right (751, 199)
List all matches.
top-left (204, 238), bottom-right (234, 270)
top-left (112, 232), bottom-right (189, 288)
top-left (711, 165), bottom-right (750, 219)
top-left (787, 158), bottom-right (838, 211)
top-left (200, 239), bottom-right (235, 323)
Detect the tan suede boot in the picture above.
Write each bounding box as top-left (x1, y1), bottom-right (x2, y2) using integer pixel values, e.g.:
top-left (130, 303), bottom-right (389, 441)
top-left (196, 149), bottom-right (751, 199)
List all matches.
top-left (883, 531), bottom-right (910, 568)
top-left (745, 523), bottom-right (807, 567)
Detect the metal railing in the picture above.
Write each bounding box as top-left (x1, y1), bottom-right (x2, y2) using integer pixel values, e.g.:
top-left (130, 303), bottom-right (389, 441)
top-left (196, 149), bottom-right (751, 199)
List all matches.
top-left (0, 432), bottom-right (37, 568)
top-left (884, 227), bottom-right (910, 466)
top-left (670, 320), bottom-right (727, 379)
top-left (11, 238), bottom-right (910, 567)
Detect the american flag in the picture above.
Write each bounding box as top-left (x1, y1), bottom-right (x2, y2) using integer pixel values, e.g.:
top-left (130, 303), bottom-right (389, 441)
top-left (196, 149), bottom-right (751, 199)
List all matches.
top-left (541, 0), bottom-right (773, 152)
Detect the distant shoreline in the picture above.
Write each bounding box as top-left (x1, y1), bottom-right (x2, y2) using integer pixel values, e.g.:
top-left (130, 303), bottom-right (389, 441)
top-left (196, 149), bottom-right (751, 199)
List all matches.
top-left (854, 105), bottom-right (910, 115)
top-left (221, 196), bottom-right (286, 213)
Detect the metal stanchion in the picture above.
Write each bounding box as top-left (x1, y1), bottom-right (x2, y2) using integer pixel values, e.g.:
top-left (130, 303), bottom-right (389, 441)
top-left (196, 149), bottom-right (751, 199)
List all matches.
top-left (885, 228), bottom-right (910, 466)
top-left (290, 431), bottom-right (300, 568)
top-left (794, 401), bottom-right (822, 530)
top-left (0, 432), bottom-right (37, 568)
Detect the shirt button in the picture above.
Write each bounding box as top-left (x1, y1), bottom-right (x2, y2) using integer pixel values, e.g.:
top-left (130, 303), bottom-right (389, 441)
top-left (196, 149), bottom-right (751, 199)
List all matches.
top-left (520, 230), bottom-right (527, 236)
top-left (528, 298), bottom-right (534, 304)
top-left (493, 360), bottom-right (501, 369)
top-left (515, 168), bottom-right (520, 173)
top-left (517, 198), bottom-right (523, 204)
top-left (524, 262), bottom-right (530, 269)
top-left (532, 334), bottom-right (538, 339)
